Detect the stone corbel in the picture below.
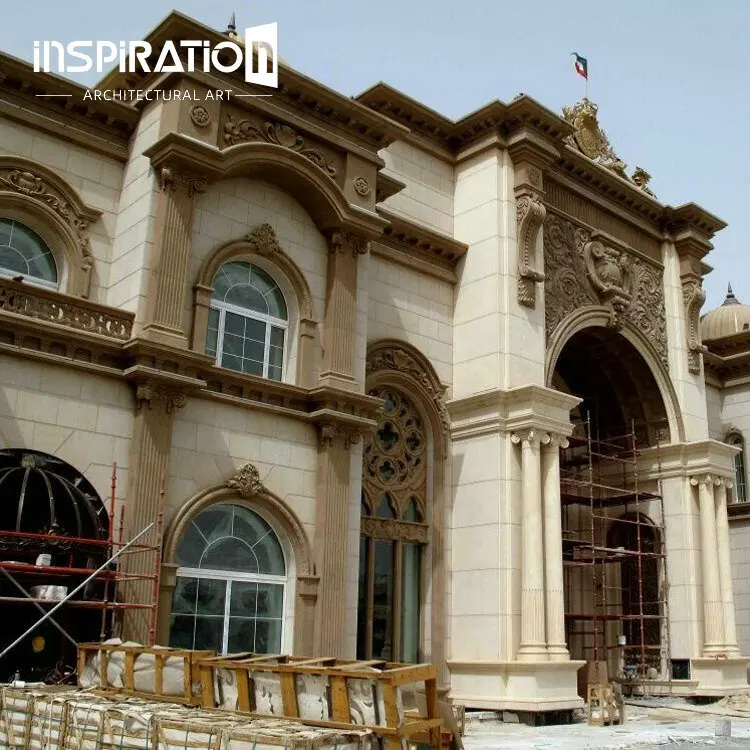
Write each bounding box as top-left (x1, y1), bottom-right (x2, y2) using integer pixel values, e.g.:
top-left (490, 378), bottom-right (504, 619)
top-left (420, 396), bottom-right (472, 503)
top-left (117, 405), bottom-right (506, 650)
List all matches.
top-left (134, 380), bottom-right (186, 415)
top-left (516, 192), bottom-right (547, 308)
top-left (682, 275), bottom-right (707, 374)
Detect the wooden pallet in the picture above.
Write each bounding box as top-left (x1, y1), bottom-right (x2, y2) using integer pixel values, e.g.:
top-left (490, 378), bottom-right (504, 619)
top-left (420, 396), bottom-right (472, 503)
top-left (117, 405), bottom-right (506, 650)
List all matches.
top-left (197, 653), bottom-right (444, 750)
top-left (77, 642), bottom-right (215, 705)
top-left (586, 682), bottom-right (624, 727)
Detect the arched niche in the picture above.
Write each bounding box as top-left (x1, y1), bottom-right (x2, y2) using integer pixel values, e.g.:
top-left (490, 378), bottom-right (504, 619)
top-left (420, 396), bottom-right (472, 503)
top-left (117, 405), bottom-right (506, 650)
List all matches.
top-left (0, 156), bottom-right (101, 297)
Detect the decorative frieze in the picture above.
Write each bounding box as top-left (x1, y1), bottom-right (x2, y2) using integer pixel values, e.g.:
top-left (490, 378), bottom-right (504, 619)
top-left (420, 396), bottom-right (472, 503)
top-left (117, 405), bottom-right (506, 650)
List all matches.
top-left (544, 211), bottom-right (667, 364)
top-left (360, 516), bottom-right (428, 543)
top-left (222, 115), bottom-right (337, 178)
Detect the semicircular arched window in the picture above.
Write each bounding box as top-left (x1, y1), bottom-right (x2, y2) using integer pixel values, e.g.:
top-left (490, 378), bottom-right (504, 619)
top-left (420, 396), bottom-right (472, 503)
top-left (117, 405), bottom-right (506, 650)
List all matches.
top-left (169, 504), bottom-right (287, 654)
top-left (0, 218), bottom-right (58, 288)
top-left (205, 261), bottom-right (288, 381)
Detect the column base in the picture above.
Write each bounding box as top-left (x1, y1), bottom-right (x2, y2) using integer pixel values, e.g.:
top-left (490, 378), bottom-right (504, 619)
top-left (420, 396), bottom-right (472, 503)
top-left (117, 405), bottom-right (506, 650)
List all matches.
top-left (547, 645), bottom-right (571, 662)
top-left (517, 644), bottom-right (549, 661)
top-left (447, 659), bottom-right (585, 712)
top-left (318, 371), bottom-right (359, 392)
top-left (140, 323), bottom-right (189, 349)
top-left (691, 657), bottom-right (750, 695)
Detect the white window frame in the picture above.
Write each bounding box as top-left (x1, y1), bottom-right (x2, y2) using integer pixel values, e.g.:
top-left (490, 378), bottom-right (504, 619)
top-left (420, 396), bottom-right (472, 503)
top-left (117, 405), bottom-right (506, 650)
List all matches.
top-left (727, 433), bottom-right (747, 504)
top-left (0, 219), bottom-right (59, 290)
top-left (209, 298), bottom-right (288, 380)
top-left (174, 566), bottom-right (288, 655)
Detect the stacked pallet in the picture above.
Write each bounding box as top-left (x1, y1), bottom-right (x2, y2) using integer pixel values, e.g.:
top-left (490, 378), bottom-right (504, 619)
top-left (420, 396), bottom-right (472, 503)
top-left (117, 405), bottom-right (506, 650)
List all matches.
top-left (0, 686), bottom-right (375, 750)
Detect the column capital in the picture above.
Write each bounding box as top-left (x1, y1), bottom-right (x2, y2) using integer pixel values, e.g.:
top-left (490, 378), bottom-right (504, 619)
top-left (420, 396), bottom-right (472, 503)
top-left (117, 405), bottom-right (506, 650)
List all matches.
top-left (317, 422), bottom-right (362, 449)
top-left (511, 429), bottom-right (551, 448)
top-left (545, 433), bottom-right (570, 450)
top-left (690, 473), bottom-right (722, 487)
top-left (133, 380), bottom-right (186, 415)
top-left (159, 165), bottom-right (208, 197)
top-left (326, 229), bottom-right (369, 257)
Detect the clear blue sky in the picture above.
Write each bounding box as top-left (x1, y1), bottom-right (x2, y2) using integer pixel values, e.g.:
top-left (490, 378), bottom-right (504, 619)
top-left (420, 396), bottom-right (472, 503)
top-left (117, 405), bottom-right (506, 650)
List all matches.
top-left (2, 0), bottom-right (748, 311)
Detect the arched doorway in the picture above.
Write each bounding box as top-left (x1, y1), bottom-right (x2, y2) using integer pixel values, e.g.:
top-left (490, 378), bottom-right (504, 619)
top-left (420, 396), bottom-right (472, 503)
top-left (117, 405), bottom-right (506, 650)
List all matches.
top-left (551, 326), bottom-right (669, 682)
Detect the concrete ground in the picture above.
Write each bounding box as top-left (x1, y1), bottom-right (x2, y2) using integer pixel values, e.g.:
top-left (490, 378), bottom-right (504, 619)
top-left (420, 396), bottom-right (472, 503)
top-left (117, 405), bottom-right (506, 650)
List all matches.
top-left (463, 697), bottom-right (750, 749)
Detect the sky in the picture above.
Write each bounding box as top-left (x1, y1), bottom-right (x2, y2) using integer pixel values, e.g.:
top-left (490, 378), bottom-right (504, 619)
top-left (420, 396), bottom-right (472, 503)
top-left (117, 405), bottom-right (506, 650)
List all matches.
top-left (1, 0), bottom-right (748, 311)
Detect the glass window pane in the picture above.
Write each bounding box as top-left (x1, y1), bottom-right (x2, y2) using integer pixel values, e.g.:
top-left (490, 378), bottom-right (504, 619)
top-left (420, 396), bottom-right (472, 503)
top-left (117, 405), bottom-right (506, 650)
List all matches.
top-left (375, 494), bottom-right (395, 519)
top-left (202, 537), bottom-right (259, 573)
top-left (195, 506), bottom-right (233, 541)
top-left (0, 219), bottom-right (57, 283)
top-left (242, 358), bottom-right (264, 377)
top-left (372, 540), bottom-right (394, 660)
top-left (213, 261), bottom-right (250, 300)
top-left (225, 283), bottom-right (268, 313)
top-left (206, 308), bottom-right (220, 357)
top-left (195, 578), bottom-right (226, 616)
top-left (224, 311), bottom-right (246, 336)
top-left (169, 614), bottom-right (195, 650)
top-left (357, 537), bottom-right (369, 659)
top-left (243, 338), bottom-right (265, 362)
top-left (227, 618), bottom-right (256, 653)
top-left (171, 576), bottom-right (198, 615)
top-left (193, 616), bottom-right (224, 651)
top-left (222, 354), bottom-right (242, 372)
top-left (244, 318), bottom-right (266, 342)
top-left (175, 523), bottom-right (206, 567)
top-left (267, 362), bottom-right (282, 382)
top-left (232, 506), bottom-right (271, 546)
top-left (0, 246), bottom-right (26, 275)
top-left (270, 327), bottom-right (285, 349)
top-left (254, 619), bottom-right (282, 654)
top-left (253, 532), bottom-right (286, 576)
top-left (230, 581), bottom-right (258, 617)
top-left (256, 584), bottom-right (284, 618)
top-left (401, 543), bottom-right (421, 663)
top-left (0, 219), bottom-right (11, 246)
top-left (403, 498), bottom-right (422, 523)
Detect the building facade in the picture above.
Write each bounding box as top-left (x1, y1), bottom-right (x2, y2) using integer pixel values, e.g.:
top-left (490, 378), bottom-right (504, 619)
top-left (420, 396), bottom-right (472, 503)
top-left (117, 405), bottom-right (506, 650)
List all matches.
top-left (0, 11), bottom-right (747, 713)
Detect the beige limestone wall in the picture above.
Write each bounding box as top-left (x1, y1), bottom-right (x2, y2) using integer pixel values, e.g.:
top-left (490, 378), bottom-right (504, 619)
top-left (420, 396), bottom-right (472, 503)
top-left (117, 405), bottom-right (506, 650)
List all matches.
top-left (730, 519), bottom-right (750, 656)
top-left (707, 383), bottom-right (725, 441)
top-left (107, 102), bottom-right (161, 318)
top-left (366, 255), bottom-right (453, 386)
top-left (188, 177), bottom-right (327, 384)
top-left (0, 117), bottom-right (123, 304)
top-left (0, 353), bottom-right (133, 528)
top-left (380, 141), bottom-right (454, 236)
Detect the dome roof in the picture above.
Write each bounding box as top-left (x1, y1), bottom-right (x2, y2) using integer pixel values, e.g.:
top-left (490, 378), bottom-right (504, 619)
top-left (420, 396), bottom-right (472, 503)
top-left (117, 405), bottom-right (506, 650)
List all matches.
top-left (701, 284), bottom-right (750, 341)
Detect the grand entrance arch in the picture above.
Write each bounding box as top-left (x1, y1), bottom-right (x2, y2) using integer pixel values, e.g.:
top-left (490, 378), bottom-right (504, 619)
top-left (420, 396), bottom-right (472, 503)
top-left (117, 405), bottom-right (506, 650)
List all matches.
top-left (549, 324), bottom-right (671, 684)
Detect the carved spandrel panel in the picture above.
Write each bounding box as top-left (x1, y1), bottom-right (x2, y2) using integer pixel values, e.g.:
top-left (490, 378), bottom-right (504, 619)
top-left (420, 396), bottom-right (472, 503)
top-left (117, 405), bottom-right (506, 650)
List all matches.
top-left (544, 212), bottom-right (668, 366)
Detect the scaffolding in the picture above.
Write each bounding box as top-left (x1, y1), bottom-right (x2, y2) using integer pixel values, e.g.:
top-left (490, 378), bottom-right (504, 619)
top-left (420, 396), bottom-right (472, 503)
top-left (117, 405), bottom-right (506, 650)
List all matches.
top-left (560, 415), bottom-right (671, 694)
top-left (0, 463), bottom-right (165, 682)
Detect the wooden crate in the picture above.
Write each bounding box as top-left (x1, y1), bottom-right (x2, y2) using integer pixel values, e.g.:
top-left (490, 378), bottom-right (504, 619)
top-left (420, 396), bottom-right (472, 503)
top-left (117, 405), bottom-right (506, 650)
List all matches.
top-left (77, 642), bottom-right (215, 705)
top-left (586, 682), bottom-right (624, 727)
top-left (197, 653), bottom-right (444, 750)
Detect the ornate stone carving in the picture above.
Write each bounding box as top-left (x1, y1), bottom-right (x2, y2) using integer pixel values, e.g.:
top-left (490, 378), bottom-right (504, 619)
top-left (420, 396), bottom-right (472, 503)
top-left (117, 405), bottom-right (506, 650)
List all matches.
top-left (544, 212), bottom-right (668, 364)
top-left (0, 167), bottom-right (94, 288)
top-left (353, 176), bottom-right (370, 196)
top-left (328, 231), bottom-right (368, 256)
top-left (0, 278), bottom-right (133, 340)
top-left (227, 462), bottom-right (268, 497)
top-left (360, 516), bottom-right (428, 543)
top-left (366, 343), bottom-right (450, 437)
top-left (563, 99), bottom-right (656, 196)
top-left (511, 429), bottom-right (551, 448)
top-left (316, 422), bottom-right (361, 449)
top-left (189, 105), bottom-right (211, 128)
top-left (318, 423), bottom-right (338, 448)
top-left (134, 382), bottom-right (186, 414)
top-left (516, 194), bottom-right (547, 308)
top-left (222, 115), bottom-right (337, 179)
top-left (683, 277), bottom-right (707, 374)
top-left (159, 166), bottom-right (208, 197)
top-left (244, 223), bottom-right (282, 255)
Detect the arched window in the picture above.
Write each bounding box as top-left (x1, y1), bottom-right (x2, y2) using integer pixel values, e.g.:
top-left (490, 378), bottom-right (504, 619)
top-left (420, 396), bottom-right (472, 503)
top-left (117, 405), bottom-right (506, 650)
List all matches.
top-left (0, 218), bottom-right (58, 288)
top-left (206, 261), bottom-right (288, 381)
top-left (727, 433), bottom-right (747, 504)
top-left (358, 387), bottom-right (428, 663)
top-left (169, 504), bottom-right (287, 654)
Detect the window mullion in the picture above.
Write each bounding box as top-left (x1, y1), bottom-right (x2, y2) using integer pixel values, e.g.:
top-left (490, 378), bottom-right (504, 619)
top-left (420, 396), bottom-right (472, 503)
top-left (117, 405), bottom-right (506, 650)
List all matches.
top-left (263, 322), bottom-right (271, 378)
top-left (216, 308), bottom-right (226, 366)
top-left (223, 580), bottom-right (232, 654)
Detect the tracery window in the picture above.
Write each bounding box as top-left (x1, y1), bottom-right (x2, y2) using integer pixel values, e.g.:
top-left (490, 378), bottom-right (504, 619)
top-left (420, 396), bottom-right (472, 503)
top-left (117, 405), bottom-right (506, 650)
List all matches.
top-left (206, 261), bottom-right (287, 381)
top-left (169, 504), bottom-right (287, 654)
top-left (0, 218), bottom-right (58, 288)
top-left (358, 387), bottom-right (427, 663)
top-left (728, 433), bottom-right (747, 504)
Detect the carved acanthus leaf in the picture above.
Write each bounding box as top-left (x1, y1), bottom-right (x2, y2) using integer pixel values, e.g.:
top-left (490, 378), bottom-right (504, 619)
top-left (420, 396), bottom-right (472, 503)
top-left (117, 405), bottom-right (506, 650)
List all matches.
top-left (683, 278), bottom-right (707, 374)
top-left (244, 223), bottom-right (281, 255)
top-left (222, 115), bottom-right (337, 179)
top-left (516, 194), bottom-right (547, 308)
top-left (227, 462), bottom-right (268, 497)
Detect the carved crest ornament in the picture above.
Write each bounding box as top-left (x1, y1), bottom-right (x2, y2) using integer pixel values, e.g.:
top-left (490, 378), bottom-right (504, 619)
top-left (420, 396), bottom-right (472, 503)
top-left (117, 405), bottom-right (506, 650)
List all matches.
top-left (227, 462), bottom-right (268, 497)
top-left (562, 98), bottom-right (655, 196)
top-left (543, 212), bottom-right (668, 365)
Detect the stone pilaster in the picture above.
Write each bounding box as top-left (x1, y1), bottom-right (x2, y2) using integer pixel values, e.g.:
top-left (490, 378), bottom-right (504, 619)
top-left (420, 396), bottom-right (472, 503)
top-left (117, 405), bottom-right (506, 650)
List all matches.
top-left (312, 422), bottom-right (361, 656)
top-left (692, 473), bottom-right (723, 654)
top-left (715, 477), bottom-right (740, 653)
top-left (142, 166), bottom-right (207, 348)
top-left (320, 231), bottom-right (367, 391)
top-left (122, 380), bottom-right (184, 642)
top-left (512, 428), bottom-right (549, 660)
top-left (542, 433), bottom-right (570, 661)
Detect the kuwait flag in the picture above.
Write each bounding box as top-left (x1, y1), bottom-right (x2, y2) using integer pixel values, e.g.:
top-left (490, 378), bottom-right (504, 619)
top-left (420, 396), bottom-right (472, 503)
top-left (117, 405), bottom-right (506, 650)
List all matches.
top-left (572, 53), bottom-right (588, 80)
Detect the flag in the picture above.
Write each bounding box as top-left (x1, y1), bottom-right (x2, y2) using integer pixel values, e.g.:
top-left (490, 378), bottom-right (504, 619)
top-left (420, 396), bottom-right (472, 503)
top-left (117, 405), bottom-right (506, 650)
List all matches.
top-left (572, 53), bottom-right (588, 80)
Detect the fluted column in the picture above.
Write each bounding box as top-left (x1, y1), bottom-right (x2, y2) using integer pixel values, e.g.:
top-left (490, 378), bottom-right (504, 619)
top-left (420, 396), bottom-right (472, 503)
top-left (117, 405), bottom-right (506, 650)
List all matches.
top-left (692, 474), bottom-right (723, 654)
top-left (312, 423), bottom-right (359, 656)
top-left (320, 231), bottom-right (367, 390)
top-left (142, 166), bottom-right (207, 348)
top-left (715, 477), bottom-right (740, 653)
top-left (543, 434), bottom-right (570, 660)
top-left (512, 429), bottom-right (549, 660)
top-left (122, 381), bottom-right (184, 642)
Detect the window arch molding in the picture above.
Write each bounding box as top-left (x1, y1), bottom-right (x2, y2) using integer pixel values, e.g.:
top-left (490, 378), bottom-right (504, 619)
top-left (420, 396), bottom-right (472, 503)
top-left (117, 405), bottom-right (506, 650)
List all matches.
top-left (0, 156), bottom-right (101, 297)
top-left (193, 224), bottom-right (317, 387)
top-left (726, 430), bottom-right (747, 504)
top-left (363, 339), bottom-right (450, 678)
top-left (162, 464), bottom-right (318, 655)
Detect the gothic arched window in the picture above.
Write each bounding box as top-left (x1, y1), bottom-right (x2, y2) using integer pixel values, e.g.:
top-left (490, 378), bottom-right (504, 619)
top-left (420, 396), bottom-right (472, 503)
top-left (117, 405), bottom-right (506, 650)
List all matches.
top-left (358, 387), bottom-right (427, 663)
top-left (727, 433), bottom-right (747, 504)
